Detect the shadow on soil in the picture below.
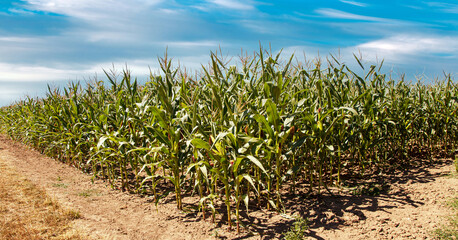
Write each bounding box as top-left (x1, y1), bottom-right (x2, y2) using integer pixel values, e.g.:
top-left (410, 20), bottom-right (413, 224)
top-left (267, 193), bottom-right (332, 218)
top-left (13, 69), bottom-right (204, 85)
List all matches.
top-left (112, 154), bottom-right (453, 239)
top-left (207, 157), bottom-right (452, 239)
top-left (268, 158), bottom-right (452, 240)
top-left (164, 157), bottom-right (453, 240)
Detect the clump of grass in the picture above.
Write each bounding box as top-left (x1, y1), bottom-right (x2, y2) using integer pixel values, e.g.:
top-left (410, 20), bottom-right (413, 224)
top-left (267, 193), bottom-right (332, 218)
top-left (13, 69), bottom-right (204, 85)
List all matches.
top-left (351, 182), bottom-right (390, 196)
top-left (65, 209), bottom-right (82, 220)
top-left (53, 182), bottom-right (68, 188)
top-left (77, 189), bottom-right (99, 198)
top-left (454, 154), bottom-right (458, 173)
top-left (283, 216), bottom-right (309, 240)
top-left (434, 197), bottom-right (458, 239)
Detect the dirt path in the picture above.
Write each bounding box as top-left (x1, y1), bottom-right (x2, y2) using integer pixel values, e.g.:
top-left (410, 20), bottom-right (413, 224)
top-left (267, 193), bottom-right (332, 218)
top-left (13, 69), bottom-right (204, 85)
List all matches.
top-left (0, 134), bottom-right (457, 239)
top-left (0, 152), bottom-right (88, 240)
top-left (0, 135), bottom-right (216, 240)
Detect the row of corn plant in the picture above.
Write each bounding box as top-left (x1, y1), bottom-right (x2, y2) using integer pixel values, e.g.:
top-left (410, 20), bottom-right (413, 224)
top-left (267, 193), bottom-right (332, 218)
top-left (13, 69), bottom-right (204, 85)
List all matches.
top-left (0, 49), bottom-right (457, 233)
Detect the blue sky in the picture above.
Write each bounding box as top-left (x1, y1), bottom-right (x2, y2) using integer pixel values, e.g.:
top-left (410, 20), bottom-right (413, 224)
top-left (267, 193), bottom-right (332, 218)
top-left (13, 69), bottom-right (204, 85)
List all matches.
top-left (0, 0), bottom-right (457, 106)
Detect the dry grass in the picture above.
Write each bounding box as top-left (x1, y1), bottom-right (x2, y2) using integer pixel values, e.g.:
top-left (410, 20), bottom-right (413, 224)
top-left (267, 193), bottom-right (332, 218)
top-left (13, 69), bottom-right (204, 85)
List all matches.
top-left (434, 197), bottom-right (458, 240)
top-left (0, 157), bottom-right (88, 240)
top-left (434, 164), bottom-right (458, 240)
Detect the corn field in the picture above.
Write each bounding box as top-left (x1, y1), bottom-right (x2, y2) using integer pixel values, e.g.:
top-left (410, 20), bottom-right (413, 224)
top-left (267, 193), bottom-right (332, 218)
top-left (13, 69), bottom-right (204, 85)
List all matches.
top-left (1, 49), bottom-right (457, 233)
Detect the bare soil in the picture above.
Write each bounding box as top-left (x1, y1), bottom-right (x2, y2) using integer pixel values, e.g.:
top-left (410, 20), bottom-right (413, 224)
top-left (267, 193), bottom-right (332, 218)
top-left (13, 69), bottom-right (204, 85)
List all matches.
top-left (0, 134), bottom-right (457, 240)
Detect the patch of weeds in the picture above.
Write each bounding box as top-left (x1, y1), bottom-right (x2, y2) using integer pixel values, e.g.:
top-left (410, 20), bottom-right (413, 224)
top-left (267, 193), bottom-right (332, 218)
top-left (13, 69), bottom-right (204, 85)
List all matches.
top-left (43, 197), bottom-right (60, 208)
top-left (351, 182), bottom-right (389, 196)
top-left (283, 216), bottom-right (309, 240)
top-left (53, 182), bottom-right (68, 188)
top-left (77, 189), bottom-right (99, 198)
top-left (454, 154), bottom-right (458, 174)
top-left (449, 198), bottom-right (458, 209)
top-left (64, 209), bottom-right (81, 220)
top-left (446, 155), bottom-right (458, 178)
top-left (446, 172), bottom-right (458, 179)
top-left (211, 229), bottom-right (220, 238)
top-left (434, 197), bottom-right (458, 240)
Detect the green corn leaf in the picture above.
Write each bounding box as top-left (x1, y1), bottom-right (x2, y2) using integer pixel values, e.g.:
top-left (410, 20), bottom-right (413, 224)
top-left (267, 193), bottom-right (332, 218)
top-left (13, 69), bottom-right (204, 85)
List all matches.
top-left (254, 114), bottom-right (274, 138)
top-left (246, 155), bottom-right (268, 175)
top-left (191, 138), bottom-right (211, 150)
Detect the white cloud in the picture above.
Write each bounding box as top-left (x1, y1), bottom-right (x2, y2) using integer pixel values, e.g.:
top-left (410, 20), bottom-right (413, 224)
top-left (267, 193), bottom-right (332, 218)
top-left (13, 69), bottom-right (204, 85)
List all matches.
top-left (19, 0), bottom-right (160, 44)
top-left (278, 35), bottom-right (458, 80)
top-left (165, 41), bottom-right (220, 48)
top-left (0, 53), bottom-right (214, 83)
top-left (329, 34), bottom-right (458, 78)
top-left (0, 89), bottom-right (28, 98)
top-left (23, 0), bottom-right (168, 39)
top-left (0, 62), bottom-right (84, 82)
top-left (7, 8), bottom-right (35, 15)
top-left (339, 0), bottom-right (368, 7)
top-left (24, 0), bottom-right (163, 20)
top-left (356, 35), bottom-right (458, 60)
top-left (158, 8), bottom-right (181, 14)
top-left (0, 37), bottom-right (37, 43)
top-left (425, 2), bottom-right (458, 14)
top-left (0, 36), bottom-right (59, 64)
top-left (316, 8), bottom-right (390, 22)
top-left (206, 0), bottom-right (254, 10)
top-left (237, 19), bottom-right (275, 34)
top-left (20, 0), bottom-right (212, 46)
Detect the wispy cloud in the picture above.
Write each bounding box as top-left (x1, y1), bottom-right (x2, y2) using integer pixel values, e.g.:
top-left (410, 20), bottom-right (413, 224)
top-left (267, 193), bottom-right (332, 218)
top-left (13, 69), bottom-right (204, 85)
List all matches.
top-left (0, 62), bottom-right (83, 82)
top-left (19, 0), bottom-right (216, 46)
top-left (237, 19), bottom-right (275, 34)
top-left (24, 0), bottom-right (163, 20)
top-left (349, 34), bottom-right (458, 69)
top-left (339, 0), bottom-right (368, 7)
top-left (424, 2), bottom-right (458, 14)
top-left (22, 0), bottom-right (167, 37)
top-left (6, 7), bottom-right (35, 15)
top-left (206, 0), bottom-right (255, 10)
top-left (0, 54), bottom-right (216, 83)
top-left (18, 0), bottom-right (154, 43)
top-left (315, 8), bottom-right (389, 22)
top-left (0, 37), bottom-right (37, 43)
top-left (358, 34), bottom-right (458, 55)
top-left (165, 41), bottom-right (221, 48)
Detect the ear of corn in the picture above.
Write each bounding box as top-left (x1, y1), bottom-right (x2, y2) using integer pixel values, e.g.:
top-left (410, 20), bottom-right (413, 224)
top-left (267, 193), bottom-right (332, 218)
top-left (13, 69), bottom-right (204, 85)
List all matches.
top-left (1, 49), bottom-right (457, 233)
